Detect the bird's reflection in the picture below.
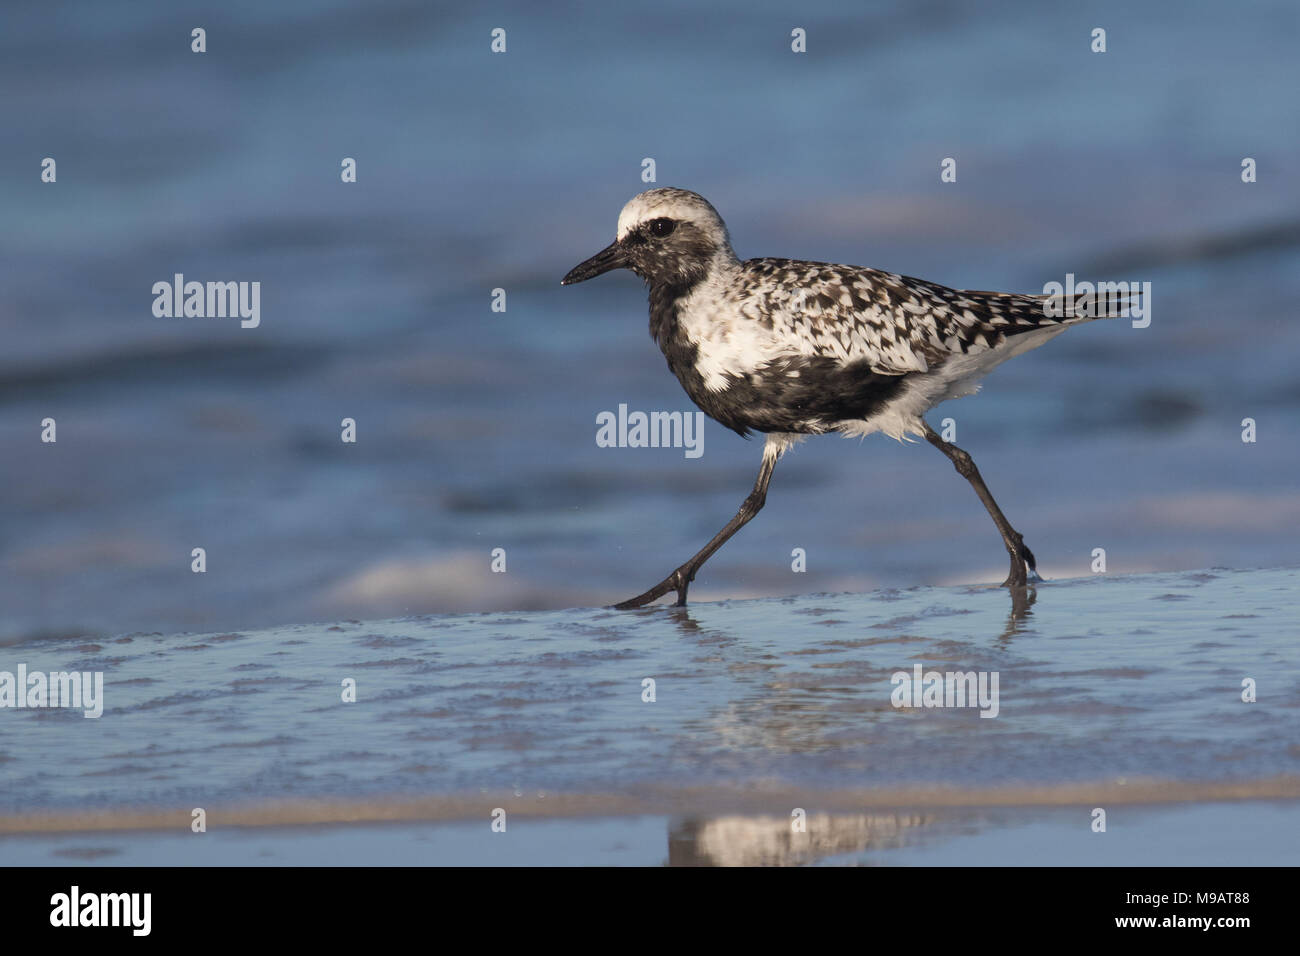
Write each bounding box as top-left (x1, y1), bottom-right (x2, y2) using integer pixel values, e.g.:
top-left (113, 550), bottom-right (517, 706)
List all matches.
top-left (667, 812), bottom-right (931, 866)
top-left (999, 584), bottom-right (1038, 645)
top-left (651, 583), bottom-right (1039, 647)
top-left (665, 604), bottom-right (703, 635)
top-left (615, 584), bottom-right (1039, 760)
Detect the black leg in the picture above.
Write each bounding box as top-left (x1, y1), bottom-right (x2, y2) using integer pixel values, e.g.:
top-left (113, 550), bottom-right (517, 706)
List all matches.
top-left (922, 422), bottom-right (1038, 587)
top-left (613, 442), bottom-right (781, 609)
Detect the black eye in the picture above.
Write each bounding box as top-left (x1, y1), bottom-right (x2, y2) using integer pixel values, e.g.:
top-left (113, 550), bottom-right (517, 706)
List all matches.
top-left (647, 218), bottom-right (676, 238)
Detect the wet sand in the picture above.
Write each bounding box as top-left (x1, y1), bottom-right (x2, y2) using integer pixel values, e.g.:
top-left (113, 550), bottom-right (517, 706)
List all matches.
top-left (3, 801), bottom-right (1296, 866)
top-left (1, 568), bottom-right (1296, 865)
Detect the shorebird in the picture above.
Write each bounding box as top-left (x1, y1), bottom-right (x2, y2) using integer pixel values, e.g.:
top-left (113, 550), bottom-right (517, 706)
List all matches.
top-left (562, 187), bottom-right (1123, 609)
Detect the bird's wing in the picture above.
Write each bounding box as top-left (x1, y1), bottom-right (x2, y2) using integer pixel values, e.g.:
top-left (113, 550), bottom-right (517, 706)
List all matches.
top-left (740, 260), bottom-right (1088, 376)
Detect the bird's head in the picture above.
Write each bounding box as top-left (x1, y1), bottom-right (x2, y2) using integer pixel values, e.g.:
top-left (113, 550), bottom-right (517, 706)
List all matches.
top-left (562, 187), bottom-right (736, 289)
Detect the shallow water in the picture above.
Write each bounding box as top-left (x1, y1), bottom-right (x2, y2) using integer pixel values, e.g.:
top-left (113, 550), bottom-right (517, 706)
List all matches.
top-left (1, 568), bottom-right (1295, 826)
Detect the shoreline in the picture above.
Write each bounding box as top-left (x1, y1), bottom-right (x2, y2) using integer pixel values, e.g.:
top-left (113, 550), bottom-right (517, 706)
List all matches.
top-left (4, 776), bottom-right (1299, 836)
top-left (3, 800), bottom-right (1297, 867)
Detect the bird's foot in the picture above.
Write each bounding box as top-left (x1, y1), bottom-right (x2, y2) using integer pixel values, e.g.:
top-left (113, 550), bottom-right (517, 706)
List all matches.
top-left (612, 566), bottom-right (693, 610)
top-left (1001, 538), bottom-right (1039, 588)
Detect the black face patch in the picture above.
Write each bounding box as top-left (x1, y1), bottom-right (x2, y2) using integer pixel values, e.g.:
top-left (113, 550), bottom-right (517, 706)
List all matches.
top-left (622, 220), bottom-right (717, 289)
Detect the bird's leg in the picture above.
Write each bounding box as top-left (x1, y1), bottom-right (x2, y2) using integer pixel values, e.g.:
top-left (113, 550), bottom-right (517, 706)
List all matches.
top-left (613, 451), bottom-right (778, 610)
top-left (922, 422), bottom-right (1038, 587)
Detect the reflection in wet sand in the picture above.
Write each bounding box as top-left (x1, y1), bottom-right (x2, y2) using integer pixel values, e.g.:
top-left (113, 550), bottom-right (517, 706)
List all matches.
top-left (669, 813), bottom-right (929, 866)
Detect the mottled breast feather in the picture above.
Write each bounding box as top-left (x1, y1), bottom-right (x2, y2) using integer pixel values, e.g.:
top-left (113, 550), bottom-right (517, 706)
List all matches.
top-left (648, 274), bottom-right (906, 436)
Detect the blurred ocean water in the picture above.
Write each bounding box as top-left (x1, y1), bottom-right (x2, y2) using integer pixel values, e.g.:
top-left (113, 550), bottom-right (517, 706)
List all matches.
top-left (1, 0), bottom-right (1298, 641)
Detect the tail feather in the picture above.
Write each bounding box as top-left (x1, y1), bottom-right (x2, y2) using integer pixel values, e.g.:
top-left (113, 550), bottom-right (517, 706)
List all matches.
top-left (971, 288), bottom-right (1138, 321)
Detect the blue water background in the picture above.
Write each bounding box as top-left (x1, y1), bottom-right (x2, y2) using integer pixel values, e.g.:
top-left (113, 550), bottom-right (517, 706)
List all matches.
top-left (0, 0), bottom-right (1297, 640)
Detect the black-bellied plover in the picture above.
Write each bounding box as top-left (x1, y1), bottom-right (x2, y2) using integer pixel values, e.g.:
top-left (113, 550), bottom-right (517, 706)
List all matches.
top-left (562, 187), bottom-right (1126, 609)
